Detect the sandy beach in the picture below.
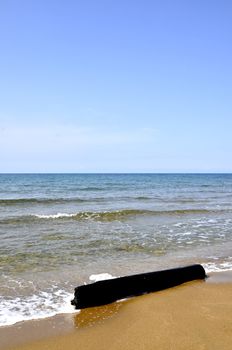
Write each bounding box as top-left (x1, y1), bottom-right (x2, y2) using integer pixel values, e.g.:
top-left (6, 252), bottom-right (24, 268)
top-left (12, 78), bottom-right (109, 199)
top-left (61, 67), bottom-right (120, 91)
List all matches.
top-left (1, 272), bottom-right (232, 350)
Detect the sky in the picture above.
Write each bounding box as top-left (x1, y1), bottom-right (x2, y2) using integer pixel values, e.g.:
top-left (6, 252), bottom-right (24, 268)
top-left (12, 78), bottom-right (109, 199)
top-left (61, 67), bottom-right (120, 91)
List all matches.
top-left (0, 0), bottom-right (232, 173)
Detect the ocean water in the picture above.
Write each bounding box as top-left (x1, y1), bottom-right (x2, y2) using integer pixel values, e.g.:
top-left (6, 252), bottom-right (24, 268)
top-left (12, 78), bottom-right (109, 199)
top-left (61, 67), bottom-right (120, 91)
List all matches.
top-left (0, 173), bottom-right (232, 326)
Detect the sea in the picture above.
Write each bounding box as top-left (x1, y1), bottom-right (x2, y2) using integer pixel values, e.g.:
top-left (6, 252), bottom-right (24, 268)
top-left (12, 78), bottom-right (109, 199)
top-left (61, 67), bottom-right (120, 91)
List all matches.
top-left (0, 173), bottom-right (232, 327)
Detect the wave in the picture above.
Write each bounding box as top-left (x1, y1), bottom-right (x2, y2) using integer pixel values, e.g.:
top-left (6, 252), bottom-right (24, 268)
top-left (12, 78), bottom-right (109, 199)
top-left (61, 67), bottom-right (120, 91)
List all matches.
top-left (0, 273), bottom-right (116, 327)
top-left (35, 213), bottom-right (78, 219)
top-left (34, 209), bottom-right (147, 221)
top-left (32, 208), bottom-right (231, 221)
top-left (1, 195), bottom-right (229, 207)
top-left (0, 289), bottom-right (75, 327)
top-left (1, 208), bottom-right (230, 225)
top-left (135, 196), bottom-right (152, 200)
top-left (0, 198), bottom-right (89, 206)
top-left (77, 186), bottom-right (105, 191)
top-left (0, 196), bottom-right (143, 206)
top-left (1, 263), bottom-right (232, 328)
top-left (203, 262), bottom-right (232, 273)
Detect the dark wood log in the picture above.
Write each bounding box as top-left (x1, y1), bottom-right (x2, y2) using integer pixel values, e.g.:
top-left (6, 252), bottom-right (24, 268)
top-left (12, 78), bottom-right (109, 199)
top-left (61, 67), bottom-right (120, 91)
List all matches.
top-left (71, 264), bottom-right (206, 309)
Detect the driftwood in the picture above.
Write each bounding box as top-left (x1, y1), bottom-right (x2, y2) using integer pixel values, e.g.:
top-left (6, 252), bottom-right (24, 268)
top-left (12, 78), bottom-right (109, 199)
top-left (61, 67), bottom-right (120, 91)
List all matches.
top-left (71, 264), bottom-right (206, 309)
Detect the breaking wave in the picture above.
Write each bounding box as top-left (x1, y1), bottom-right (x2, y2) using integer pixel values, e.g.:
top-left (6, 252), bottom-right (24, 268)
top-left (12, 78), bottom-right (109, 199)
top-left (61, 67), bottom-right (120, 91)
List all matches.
top-left (0, 273), bottom-right (116, 327)
top-left (1, 208), bottom-right (230, 225)
top-left (33, 208), bottom-right (228, 222)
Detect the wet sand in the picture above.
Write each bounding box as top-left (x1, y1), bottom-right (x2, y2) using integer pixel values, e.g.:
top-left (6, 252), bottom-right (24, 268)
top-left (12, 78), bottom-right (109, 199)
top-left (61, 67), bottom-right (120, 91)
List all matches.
top-left (1, 272), bottom-right (232, 350)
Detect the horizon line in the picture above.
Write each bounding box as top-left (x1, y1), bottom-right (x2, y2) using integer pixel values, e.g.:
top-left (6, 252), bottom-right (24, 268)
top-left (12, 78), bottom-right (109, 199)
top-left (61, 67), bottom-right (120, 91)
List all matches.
top-left (0, 172), bottom-right (232, 175)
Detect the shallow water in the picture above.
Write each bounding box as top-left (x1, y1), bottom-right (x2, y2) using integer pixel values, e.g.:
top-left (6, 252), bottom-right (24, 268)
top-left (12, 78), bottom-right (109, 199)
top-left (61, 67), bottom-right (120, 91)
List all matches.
top-left (0, 173), bottom-right (232, 326)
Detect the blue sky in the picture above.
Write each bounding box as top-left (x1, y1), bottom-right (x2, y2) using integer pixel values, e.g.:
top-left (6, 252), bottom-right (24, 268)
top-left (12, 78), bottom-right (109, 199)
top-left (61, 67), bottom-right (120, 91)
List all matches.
top-left (0, 0), bottom-right (231, 172)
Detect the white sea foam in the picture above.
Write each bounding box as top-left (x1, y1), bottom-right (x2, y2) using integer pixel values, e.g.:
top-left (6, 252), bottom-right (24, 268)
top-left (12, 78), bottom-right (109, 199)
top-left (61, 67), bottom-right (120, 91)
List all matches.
top-left (208, 219), bottom-right (218, 223)
top-left (1, 263), bottom-right (232, 328)
top-left (34, 213), bottom-right (77, 219)
top-left (89, 273), bottom-right (117, 282)
top-left (0, 289), bottom-right (77, 327)
top-left (203, 262), bottom-right (232, 273)
top-left (0, 273), bottom-right (117, 327)
top-left (173, 222), bottom-right (184, 227)
top-left (181, 231), bottom-right (192, 236)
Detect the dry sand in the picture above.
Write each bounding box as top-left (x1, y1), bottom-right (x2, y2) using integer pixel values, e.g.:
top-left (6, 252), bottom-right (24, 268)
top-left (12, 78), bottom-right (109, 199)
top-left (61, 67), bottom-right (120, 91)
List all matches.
top-left (1, 272), bottom-right (232, 350)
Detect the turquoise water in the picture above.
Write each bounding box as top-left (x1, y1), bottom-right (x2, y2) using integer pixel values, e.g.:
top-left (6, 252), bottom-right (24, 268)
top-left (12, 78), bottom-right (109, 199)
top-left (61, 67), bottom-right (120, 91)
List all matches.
top-left (0, 173), bottom-right (232, 325)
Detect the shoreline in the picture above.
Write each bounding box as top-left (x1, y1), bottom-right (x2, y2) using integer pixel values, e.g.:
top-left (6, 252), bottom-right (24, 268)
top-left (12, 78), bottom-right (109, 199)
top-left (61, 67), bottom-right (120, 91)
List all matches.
top-left (1, 270), bottom-right (232, 350)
